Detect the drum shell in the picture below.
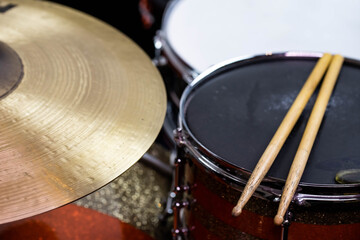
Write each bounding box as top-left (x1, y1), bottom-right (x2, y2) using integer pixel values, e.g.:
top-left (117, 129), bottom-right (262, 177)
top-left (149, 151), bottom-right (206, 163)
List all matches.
top-left (180, 146), bottom-right (360, 240)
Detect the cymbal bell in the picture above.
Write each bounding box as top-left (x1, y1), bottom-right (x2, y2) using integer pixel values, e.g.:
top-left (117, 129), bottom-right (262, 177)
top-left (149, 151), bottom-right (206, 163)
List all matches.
top-left (0, 0), bottom-right (166, 223)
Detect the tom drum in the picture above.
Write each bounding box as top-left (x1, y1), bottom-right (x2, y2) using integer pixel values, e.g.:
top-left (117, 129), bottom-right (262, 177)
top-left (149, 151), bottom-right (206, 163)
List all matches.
top-left (156, 0), bottom-right (360, 106)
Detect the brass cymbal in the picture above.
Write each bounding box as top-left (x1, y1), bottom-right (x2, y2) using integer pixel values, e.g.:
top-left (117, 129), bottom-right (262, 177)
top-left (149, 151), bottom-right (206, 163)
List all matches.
top-left (0, 0), bottom-right (166, 223)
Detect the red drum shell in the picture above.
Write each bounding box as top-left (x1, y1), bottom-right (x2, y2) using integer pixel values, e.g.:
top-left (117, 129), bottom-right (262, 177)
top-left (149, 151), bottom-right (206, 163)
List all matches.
top-left (183, 161), bottom-right (360, 240)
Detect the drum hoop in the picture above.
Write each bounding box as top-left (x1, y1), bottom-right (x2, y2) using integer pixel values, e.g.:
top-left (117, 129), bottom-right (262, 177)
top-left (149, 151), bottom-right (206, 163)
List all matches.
top-left (178, 51), bottom-right (360, 202)
top-left (158, 0), bottom-right (199, 83)
top-left (156, 31), bottom-right (197, 83)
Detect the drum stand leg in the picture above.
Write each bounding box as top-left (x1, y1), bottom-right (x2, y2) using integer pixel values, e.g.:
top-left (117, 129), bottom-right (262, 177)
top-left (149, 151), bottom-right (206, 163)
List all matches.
top-left (159, 151), bottom-right (177, 223)
top-left (140, 152), bottom-right (173, 178)
top-left (281, 210), bottom-right (293, 240)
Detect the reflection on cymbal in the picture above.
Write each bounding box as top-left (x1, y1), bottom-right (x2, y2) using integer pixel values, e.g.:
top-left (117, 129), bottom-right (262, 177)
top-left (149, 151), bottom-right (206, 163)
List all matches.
top-left (0, 0), bottom-right (166, 224)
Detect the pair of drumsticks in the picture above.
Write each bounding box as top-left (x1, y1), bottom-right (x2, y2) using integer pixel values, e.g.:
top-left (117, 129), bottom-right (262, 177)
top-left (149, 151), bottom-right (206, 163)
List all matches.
top-left (232, 53), bottom-right (344, 225)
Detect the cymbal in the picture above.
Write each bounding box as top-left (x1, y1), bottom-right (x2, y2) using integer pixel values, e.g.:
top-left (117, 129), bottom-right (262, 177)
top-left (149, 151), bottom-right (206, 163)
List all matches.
top-left (0, 0), bottom-right (166, 223)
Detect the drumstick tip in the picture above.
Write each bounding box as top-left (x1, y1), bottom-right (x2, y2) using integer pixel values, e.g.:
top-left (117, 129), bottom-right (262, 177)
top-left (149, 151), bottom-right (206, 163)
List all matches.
top-left (231, 205), bottom-right (243, 217)
top-left (274, 215), bottom-right (284, 226)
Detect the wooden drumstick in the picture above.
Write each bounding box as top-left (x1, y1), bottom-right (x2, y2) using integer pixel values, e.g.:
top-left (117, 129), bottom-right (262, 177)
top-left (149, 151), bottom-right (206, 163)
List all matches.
top-left (232, 53), bottom-right (333, 216)
top-left (274, 54), bottom-right (344, 225)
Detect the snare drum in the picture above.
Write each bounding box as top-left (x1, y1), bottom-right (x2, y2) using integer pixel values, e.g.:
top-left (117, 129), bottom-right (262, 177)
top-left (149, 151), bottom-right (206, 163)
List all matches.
top-left (156, 0), bottom-right (360, 106)
top-left (173, 53), bottom-right (360, 240)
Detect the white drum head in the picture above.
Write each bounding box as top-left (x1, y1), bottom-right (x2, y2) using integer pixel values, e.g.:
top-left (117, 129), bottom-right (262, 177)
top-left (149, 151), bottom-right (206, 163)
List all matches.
top-left (163, 0), bottom-right (360, 73)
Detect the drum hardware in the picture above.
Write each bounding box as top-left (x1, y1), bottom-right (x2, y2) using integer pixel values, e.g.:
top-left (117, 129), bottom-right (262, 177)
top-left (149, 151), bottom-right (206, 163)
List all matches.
top-left (174, 184), bottom-right (193, 194)
top-left (172, 196), bottom-right (197, 240)
top-left (153, 32), bottom-right (198, 107)
top-left (153, 33), bottom-right (168, 67)
top-left (280, 211), bottom-right (293, 240)
top-left (160, 190), bottom-right (176, 221)
top-left (141, 152), bottom-right (173, 178)
top-left (0, 0), bottom-right (166, 224)
top-left (293, 192), bottom-right (360, 205)
top-left (154, 31), bottom-right (199, 85)
top-left (159, 147), bottom-right (187, 225)
top-left (336, 169), bottom-right (360, 184)
top-left (174, 198), bottom-right (196, 210)
top-left (172, 225), bottom-right (193, 240)
top-left (171, 128), bottom-right (191, 240)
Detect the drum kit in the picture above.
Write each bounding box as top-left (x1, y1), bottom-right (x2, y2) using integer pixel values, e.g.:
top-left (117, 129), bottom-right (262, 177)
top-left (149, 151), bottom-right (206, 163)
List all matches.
top-left (0, 0), bottom-right (359, 240)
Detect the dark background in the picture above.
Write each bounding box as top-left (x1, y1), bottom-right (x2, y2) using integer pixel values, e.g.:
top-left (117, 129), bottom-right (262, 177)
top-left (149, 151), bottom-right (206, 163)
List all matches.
top-left (49, 0), bottom-right (168, 58)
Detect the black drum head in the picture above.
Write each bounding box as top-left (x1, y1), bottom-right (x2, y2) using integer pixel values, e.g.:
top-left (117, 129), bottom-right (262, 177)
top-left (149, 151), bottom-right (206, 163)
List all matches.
top-left (182, 54), bottom-right (360, 185)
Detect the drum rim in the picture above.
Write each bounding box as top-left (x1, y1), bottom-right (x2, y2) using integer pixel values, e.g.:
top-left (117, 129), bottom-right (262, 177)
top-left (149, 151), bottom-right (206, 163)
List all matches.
top-left (157, 0), bottom-right (199, 80)
top-left (178, 51), bottom-right (360, 190)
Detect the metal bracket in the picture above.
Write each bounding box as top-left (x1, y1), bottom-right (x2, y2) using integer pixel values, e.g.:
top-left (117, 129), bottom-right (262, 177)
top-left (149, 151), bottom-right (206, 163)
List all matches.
top-left (281, 211), bottom-right (293, 240)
